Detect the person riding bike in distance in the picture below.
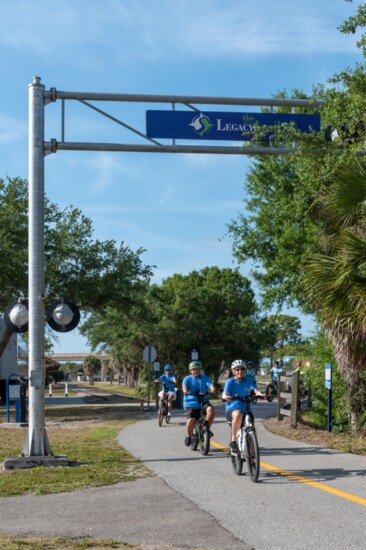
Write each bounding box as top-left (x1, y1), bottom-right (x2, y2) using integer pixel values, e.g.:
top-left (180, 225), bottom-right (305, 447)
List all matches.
top-left (182, 360), bottom-right (215, 446)
top-left (154, 364), bottom-right (177, 418)
top-left (245, 360), bottom-right (257, 388)
top-left (267, 360), bottom-right (282, 382)
top-left (223, 359), bottom-right (264, 454)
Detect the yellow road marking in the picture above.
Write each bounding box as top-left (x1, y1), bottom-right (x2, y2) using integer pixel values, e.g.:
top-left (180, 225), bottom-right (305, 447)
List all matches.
top-left (211, 440), bottom-right (366, 507)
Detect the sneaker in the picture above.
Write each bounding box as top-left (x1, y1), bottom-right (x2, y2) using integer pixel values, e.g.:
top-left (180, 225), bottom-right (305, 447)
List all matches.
top-left (184, 436), bottom-right (191, 446)
top-left (229, 441), bottom-right (238, 454)
top-left (167, 412), bottom-right (171, 417)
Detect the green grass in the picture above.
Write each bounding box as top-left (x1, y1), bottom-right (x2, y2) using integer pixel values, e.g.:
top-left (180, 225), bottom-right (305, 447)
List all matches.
top-left (74, 382), bottom-right (140, 399)
top-left (0, 406), bottom-right (152, 497)
top-left (0, 534), bottom-right (134, 549)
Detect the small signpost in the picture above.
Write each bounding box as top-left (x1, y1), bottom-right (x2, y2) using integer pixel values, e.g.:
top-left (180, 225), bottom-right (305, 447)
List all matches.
top-left (191, 349), bottom-right (198, 361)
top-left (143, 345), bottom-right (157, 411)
top-left (325, 363), bottom-right (332, 432)
top-left (6, 373), bottom-right (27, 423)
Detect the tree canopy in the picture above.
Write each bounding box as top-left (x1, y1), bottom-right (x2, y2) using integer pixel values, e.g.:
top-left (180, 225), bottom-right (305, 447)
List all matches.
top-left (0, 176), bottom-right (152, 312)
top-left (228, 2), bottom-right (366, 433)
top-left (81, 267), bottom-right (262, 384)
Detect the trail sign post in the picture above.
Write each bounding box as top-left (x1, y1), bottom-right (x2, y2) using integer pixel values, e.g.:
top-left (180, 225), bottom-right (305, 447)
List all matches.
top-left (325, 363), bottom-right (332, 432)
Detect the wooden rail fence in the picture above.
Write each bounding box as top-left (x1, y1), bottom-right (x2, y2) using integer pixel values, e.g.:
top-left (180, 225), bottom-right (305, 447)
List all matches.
top-left (276, 370), bottom-right (300, 428)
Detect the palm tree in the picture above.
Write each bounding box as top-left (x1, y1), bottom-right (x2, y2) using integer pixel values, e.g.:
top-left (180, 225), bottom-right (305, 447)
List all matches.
top-left (83, 355), bottom-right (102, 386)
top-left (303, 159), bottom-right (366, 434)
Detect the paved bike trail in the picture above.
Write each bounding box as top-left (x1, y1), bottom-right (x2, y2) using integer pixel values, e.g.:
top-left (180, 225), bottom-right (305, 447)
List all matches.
top-left (118, 401), bottom-right (366, 550)
top-left (1, 401), bottom-right (366, 549)
top-left (0, 405), bottom-right (248, 550)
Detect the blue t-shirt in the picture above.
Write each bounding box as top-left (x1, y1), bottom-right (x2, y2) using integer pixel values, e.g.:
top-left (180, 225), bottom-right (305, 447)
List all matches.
top-left (269, 366), bottom-right (282, 380)
top-left (182, 374), bottom-right (213, 410)
top-left (224, 376), bottom-right (256, 412)
top-left (159, 374), bottom-right (176, 392)
top-left (246, 369), bottom-right (257, 388)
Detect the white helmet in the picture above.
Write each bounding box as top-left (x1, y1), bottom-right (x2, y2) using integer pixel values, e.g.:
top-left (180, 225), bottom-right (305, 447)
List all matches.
top-left (231, 359), bottom-right (245, 370)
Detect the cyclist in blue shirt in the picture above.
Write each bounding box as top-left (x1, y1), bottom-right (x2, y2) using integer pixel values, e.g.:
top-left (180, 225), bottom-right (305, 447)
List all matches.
top-left (154, 364), bottom-right (177, 418)
top-left (223, 359), bottom-right (263, 454)
top-left (267, 360), bottom-right (282, 381)
top-left (245, 360), bottom-right (257, 388)
top-left (182, 360), bottom-right (215, 446)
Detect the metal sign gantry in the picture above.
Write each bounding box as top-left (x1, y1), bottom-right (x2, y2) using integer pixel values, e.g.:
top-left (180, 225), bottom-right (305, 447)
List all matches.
top-left (27, 76), bottom-right (324, 458)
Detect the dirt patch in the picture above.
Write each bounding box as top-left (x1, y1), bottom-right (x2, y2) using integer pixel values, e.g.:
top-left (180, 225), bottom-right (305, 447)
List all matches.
top-left (263, 415), bottom-right (366, 455)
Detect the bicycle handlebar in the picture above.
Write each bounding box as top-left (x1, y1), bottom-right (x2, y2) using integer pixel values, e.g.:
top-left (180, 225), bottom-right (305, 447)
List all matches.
top-left (231, 393), bottom-right (264, 403)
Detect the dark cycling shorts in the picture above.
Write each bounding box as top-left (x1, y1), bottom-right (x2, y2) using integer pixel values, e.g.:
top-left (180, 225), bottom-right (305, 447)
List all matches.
top-left (186, 402), bottom-right (213, 419)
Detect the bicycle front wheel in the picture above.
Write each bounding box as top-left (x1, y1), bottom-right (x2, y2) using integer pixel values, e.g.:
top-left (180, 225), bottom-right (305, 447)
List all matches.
top-left (231, 448), bottom-right (243, 475)
top-left (266, 384), bottom-right (274, 402)
top-left (158, 404), bottom-right (164, 427)
top-left (246, 431), bottom-right (260, 482)
top-left (166, 411), bottom-right (170, 424)
top-left (199, 425), bottom-right (210, 456)
top-left (190, 424), bottom-right (199, 451)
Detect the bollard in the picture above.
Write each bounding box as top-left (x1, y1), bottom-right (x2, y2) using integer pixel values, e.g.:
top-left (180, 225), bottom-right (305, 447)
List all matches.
top-left (48, 383), bottom-right (52, 397)
top-left (65, 382), bottom-right (68, 397)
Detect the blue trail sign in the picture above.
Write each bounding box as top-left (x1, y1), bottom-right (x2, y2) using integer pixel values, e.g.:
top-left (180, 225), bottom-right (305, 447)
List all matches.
top-left (146, 110), bottom-right (320, 141)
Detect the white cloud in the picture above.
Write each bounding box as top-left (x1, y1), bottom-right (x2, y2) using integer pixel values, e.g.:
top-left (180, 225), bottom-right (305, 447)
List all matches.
top-left (0, 0), bottom-right (359, 61)
top-left (185, 2), bottom-right (359, 56)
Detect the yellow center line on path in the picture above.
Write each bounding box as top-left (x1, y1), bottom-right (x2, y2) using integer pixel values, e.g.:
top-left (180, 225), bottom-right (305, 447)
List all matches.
top-left (210, 440), bottom-right (366, 507)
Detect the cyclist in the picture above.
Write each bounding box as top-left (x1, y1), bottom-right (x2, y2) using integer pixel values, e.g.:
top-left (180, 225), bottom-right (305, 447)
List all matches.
top-left (182, 360), bottom-right (215, 446)
top-left (223, 359), bottom-right (263, 454)
top-left (154, 364), bottom-right (177, 418)
top-left (267, 360), bottom-right (282, 382)
top-left (245, 360), bottom-right (257, 388)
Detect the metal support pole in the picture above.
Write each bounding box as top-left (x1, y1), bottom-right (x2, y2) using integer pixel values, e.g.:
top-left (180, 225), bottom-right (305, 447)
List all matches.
top-left (24, 76), bottom-right (51, 456)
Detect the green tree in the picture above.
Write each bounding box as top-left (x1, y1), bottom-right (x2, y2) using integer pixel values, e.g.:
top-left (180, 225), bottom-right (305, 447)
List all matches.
top-left (227, 4), bottom-right (366, 433)
top-left (83, 355), bottom-right (102, 386)
top-left (151, 267), bottom-right (261, 382)
top-left (80, 280), bottom-right (152, 388)
top-left (260, 314), bottom-right (302, 367)
top-left (303, 160), bottom-right (366, 434)
top-left (81, 267), bottom-right (262, 386)
top-left (0, 176), bottom-right (152, 311)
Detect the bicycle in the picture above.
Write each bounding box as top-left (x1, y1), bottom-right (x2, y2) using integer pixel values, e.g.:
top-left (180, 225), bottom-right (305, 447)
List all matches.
top-left (157, 383), bottom-right (170, 426)
top-left (228, 394), bottom-right (261, 482)
top-left (190, 392), bottom-right (211, 455)
top-left (265, 378), bottom-right (277, 402)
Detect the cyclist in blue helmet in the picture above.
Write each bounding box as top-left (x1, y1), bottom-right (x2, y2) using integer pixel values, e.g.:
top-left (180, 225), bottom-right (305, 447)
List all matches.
top-left (154, 364), bottom-right (177, 418)
top-left (182, 360), bottom-right (215, 447)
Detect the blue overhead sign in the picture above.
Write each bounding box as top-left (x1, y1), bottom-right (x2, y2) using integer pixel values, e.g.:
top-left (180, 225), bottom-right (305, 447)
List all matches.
top-left (146, 110), bottom-right (320, 141)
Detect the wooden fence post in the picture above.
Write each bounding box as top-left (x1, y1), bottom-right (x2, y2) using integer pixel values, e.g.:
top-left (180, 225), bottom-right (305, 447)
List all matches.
top-left (291, 370), bottom-right (299, 428)
top-left (277, 374), bottom-right (283, 420)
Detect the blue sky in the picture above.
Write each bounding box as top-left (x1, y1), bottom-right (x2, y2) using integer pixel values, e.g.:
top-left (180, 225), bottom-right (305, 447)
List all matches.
top-left (0, 0), bottom-right (363, 352)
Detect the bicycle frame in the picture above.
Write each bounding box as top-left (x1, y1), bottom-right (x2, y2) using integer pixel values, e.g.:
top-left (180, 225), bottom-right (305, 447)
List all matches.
top-left (190, 392), bottom-right (210, 455)
top-left (158, 384), bottom-right (170, 426)
top-left (229, 394), bottom-right (260, 481)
